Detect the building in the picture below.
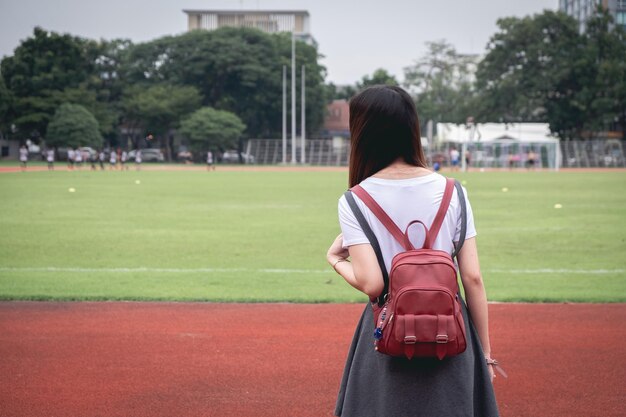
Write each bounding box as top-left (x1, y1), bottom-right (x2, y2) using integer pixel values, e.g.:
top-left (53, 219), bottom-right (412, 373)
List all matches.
top-left (182, 9), bottom-right (317, 46)
top-left (559, 0), bottom-right (626, 32)
top-left (323, 99), bottom-right (350, 138)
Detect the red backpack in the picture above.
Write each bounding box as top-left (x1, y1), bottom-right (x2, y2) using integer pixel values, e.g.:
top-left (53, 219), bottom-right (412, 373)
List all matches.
top-left (344, 178), bottom-right (467, 360)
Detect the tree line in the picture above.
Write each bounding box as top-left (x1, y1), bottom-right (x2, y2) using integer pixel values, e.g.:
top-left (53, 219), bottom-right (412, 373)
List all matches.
top-left (1, 7), bottom-right (624, 155)
top-left (0, 26), bottom-right (326, 159)
top-left (330, 8), bottom-right (626, 140)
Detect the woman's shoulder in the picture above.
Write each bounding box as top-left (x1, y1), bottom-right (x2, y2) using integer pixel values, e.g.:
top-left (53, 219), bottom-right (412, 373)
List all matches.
top-left (360, 171), bottom-right (444, 190)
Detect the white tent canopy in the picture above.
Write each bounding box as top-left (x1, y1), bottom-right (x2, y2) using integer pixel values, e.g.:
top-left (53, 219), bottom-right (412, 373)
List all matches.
top-left (436, 123), bottom-right (558, 144)
top-left (434, 123), bottom-right (561, 170)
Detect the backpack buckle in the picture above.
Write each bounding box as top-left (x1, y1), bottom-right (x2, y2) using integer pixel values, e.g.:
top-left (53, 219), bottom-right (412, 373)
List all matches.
top-left (404, 336), bottom-right (417, 344)
top-left (436, 334), bottom-right (449, 344)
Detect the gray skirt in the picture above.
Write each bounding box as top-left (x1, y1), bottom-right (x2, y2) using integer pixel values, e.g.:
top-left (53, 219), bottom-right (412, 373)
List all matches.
top-left (335, 297), bottom-right (500, 417)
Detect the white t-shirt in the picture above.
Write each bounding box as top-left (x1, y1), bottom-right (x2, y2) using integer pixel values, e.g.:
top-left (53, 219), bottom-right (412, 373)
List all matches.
top-left (75, 151), bottom-right (83, 162)
top-left (110, 153), bottom-right (117, 163)
top-left (450, 149), bottom-right (460, 162)
top-left (121, 151), bottom-right (127, 162)
top-left (46, 150), bottom-right (54, 162)
top-left (68, 150), bottom-right (75, 161)
top-left (338, 172), bottom-right (476, 273)
top-left (19, 148), bottom-right (28, 161)
top-left (135, 151), bottom-right (142, 163)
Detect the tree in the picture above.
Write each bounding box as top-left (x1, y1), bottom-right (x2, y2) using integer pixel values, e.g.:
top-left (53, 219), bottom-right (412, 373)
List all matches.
top-left (475, 11), bottom-right (582, 137)
top-left (0, 27), bottom-right (98, 140)
top-left (0, 77), bottom-right (11, 137)
top-left (46, 103), bottom-right (102, 148)
top-left (121, 84), bottom-right (202, 159)
top-left (404, 40), bottom-right (477, 126)
top-left (475, 9), bottom-right (626, 139)
top-left (122, 28), bottom-right (327, 138)
top-left (180, 107), bottom-right (246, 155)
top-left (357, 68), bottom-right (399, 89)
top-left (328, 69), bottom-right (398, 101)
top-left (575, 7), bottom-right (626, 138)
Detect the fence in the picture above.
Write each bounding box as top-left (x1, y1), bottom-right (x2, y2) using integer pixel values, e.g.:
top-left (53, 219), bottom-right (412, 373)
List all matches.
top-left (245, 138), bottom-right (349, 166)
top-left (245, 138), bottom-right (626, 168)
top-left (429, 141), bottom-right (560, 170)
top-left (559, 140), bottom-right (625, 168)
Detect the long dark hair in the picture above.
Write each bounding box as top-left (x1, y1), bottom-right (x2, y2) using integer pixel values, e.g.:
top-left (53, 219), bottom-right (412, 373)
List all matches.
top-left (348, 85), bottom-right (427, 187)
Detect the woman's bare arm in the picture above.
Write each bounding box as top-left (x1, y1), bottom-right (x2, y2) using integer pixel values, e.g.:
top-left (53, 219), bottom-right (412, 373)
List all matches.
top-left (457, 237), bottom-right (495, 378)
top-left (326, 234), bottom-right (384, 298)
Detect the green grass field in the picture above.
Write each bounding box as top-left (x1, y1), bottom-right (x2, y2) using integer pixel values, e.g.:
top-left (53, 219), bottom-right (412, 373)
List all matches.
top-left (0, 167), bottom-right (625, 302)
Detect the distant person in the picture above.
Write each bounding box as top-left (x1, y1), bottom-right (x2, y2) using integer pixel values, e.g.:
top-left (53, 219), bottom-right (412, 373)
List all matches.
top-left (19, 145), bottom-right (28, 171)
top-left (327, 86), bottom-right (500, 417)
top-left (507, 154), bottom-right (514, 170)
top-left (46, 148), bottom-right (55, 170)
top-left (464, 149), bottom-right (471, 171)
top-left (109, 150), bottom-right (117, 170)
top-left (526, 150), bottom-right (537, 170)
top-left (89, 151), bottom-right (98, 171)
top-left (67, 148), bottom-right (75, 170)
top-left (135, 149), bottom-right (142, 171)
top-left (206, 150), bottom-right (215, 171)
top-left (450, 147), bottom-right (460, 171)
top-left (74, 147), bottom-right (83, 169)
top-left (98, 150), bottom-right (106, 170)
top-left (121, 150), bottom-right (128, 171)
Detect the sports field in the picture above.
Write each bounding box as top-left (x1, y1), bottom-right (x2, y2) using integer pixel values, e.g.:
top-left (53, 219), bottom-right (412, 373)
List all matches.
top-left (1, 167), bottom-right (625, 302)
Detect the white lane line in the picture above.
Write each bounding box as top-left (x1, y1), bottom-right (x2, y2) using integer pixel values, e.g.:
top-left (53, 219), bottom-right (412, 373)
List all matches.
top-left (0, 267), bottom-right (330, 274)
top-left (0, 267), bottom-right (623, 275)
top-left (489, 268), bottom-right (625, 274)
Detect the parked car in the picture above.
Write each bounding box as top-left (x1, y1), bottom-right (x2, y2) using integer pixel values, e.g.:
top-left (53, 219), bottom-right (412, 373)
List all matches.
top-left (78, 147), bottom-right (97, 160)
top-left (127, 148), bottom-right (165, 162)
top-left (221, 150), bottom-right (255, 164)
top-left (177, 147), bottom-right (193, 163)
top-left (55, 146), bottom-right (97, 161)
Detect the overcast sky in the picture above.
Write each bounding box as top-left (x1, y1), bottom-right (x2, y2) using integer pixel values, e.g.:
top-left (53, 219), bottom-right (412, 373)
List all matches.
top-left (0, 0), bottom-right (556, 85)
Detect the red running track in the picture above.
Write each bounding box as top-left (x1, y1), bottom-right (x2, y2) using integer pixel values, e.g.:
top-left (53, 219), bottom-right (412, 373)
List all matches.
top-left (0, 302), bottom-right (624, 417)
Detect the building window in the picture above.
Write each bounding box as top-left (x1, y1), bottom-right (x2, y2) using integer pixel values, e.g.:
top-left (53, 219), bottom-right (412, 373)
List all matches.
top-left (617, 11), bottom-right (626, 25)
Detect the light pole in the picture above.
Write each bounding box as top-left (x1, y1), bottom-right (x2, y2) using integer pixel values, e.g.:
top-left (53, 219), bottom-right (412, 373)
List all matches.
top-left (301, 65), bottom-right (306, 164)
top-left (291, 33), bottom-right (296, 164)
top-left (282, 65), bottom-right (287, 164)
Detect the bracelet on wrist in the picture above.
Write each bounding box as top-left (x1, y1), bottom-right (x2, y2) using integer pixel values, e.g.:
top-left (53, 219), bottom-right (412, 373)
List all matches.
top-left (485, 357), bottom-right (508, 378)
top-left (332, 258), bottom-right (349, 271)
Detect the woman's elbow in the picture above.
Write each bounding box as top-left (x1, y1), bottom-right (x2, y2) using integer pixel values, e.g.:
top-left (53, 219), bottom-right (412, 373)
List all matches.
top-left (462, 271), bottom-right (485, 289)
top-left (360, 279), bottom-right (384, 299)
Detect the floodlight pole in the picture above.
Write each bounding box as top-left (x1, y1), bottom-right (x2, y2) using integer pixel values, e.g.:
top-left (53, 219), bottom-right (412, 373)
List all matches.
top-left (282, 65), bottom-right (287, 164)
top-left (301, 65), bottom-right (306, 164)
top-left (291, 33), bottom-right (296, 164)
top-left (426, 119), bottom-right (433, 163)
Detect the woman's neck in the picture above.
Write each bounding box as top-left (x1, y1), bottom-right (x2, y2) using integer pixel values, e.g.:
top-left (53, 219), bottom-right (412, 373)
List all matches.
top-left (372, 160), bottom-right (432, 179)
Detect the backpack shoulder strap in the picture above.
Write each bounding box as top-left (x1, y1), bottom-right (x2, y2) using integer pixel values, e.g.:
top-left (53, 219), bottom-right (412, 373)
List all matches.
top-left (451, 179), bottom-right (467, 259)
top-left (351, 184), bottom-right (409, 250)
top-left (425, 178), bottom-right (455, 249)
top-left (343, 190), bottom-right (389, 307)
